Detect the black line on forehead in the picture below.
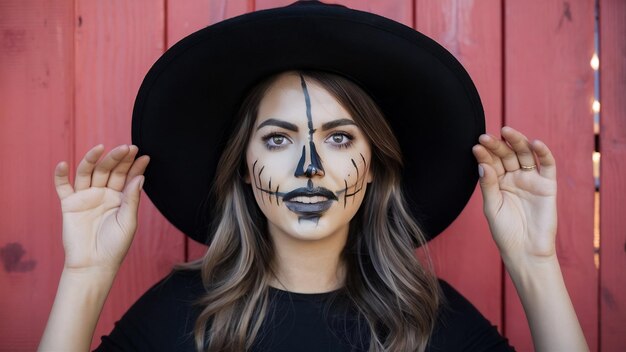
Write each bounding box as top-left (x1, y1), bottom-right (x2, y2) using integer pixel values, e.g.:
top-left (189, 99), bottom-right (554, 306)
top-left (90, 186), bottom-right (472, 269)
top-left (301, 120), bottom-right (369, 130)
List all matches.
top-left (300, 75), bottom-right (314, 134)
top-left (299, 75), bottom-right (325, 174)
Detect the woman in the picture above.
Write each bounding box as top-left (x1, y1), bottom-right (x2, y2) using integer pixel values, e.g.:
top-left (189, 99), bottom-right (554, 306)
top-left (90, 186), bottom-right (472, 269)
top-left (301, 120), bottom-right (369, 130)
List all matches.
top-left (39, 2), bottom-right (588, 351)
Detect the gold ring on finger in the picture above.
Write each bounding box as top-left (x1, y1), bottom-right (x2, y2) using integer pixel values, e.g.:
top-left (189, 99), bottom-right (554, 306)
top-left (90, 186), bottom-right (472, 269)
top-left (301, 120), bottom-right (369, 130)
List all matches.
top-left (520, 164), bottom-right (537, 171)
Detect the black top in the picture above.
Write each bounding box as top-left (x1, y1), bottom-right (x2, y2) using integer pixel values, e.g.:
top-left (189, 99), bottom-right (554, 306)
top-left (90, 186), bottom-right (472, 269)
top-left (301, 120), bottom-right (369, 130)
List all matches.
top-left (94, 270), bottom-right (514, 351)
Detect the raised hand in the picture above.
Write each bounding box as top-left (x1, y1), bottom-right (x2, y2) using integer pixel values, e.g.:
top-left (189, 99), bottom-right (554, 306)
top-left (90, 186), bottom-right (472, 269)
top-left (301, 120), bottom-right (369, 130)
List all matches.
top-left (54, 144), bottom-right (150, 273)
top-left (472, 126), bottom-right (558, 266)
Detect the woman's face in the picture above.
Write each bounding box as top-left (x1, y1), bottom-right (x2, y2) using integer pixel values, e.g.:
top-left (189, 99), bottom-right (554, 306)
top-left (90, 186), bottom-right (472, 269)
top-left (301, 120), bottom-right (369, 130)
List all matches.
top-left (245, 73), bottom-right (372, 242)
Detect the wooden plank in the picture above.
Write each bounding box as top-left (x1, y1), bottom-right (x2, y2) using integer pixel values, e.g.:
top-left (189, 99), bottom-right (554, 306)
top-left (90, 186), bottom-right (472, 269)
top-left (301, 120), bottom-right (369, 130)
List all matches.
top-left (599, 0), bottom-right (626, 350)
top-left (255, 0), bottom-right (413, 26)
top-left (415, 0), bottom-right (504, 333)
top-left (504, 1), bottom-right (597, 350)
top-left (167, 0), bottom-right (250, 47)
top-left (72, 1), bottom-right (187, 349)
top-left (165, 0), bottom-right (250, 261)
top-left (0, 1), bottom-right (74, 350)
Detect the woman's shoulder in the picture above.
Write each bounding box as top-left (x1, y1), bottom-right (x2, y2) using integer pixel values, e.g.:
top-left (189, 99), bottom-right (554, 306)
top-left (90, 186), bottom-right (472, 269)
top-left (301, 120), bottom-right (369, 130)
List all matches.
top-left (93, 269), bottom-right (203, 352)
top-left (428, 279), bottom-right (515, 351)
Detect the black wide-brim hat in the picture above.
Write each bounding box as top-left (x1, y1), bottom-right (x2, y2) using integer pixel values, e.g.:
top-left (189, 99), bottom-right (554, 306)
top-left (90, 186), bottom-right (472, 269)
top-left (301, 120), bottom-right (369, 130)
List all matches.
top-left (132, 0), bottom-right (485, 245)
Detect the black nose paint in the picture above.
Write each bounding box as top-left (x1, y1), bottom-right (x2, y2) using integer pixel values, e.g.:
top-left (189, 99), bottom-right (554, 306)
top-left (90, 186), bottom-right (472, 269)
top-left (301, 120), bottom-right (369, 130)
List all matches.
top-left (294, 75), bottom-right (325, 178)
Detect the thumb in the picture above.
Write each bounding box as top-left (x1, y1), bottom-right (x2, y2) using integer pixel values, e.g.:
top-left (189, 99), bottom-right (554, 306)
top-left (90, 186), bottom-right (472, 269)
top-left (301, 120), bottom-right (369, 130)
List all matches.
top-left (117, 175), bottom-right (144, 234)
top-left (478, 163), bottom-right (502, 217)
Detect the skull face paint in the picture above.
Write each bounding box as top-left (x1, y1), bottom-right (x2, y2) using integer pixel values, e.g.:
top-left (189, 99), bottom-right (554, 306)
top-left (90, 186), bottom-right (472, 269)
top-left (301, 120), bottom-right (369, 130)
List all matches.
top-left (245, 72), bottom-right (372, 241)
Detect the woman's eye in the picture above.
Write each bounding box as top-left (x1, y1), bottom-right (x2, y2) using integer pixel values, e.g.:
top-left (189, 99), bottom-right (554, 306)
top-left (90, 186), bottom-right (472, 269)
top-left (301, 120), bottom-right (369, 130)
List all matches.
top-left (271, 136), bottom-right (285, 145)
top-left (325, 132), bottom-right (353, 148)
top-left (263, 134), bottom-right (291, 149)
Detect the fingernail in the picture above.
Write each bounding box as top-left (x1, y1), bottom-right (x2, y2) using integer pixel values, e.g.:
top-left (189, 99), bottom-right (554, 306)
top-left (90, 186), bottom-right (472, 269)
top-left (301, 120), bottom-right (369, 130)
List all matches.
top-left (478, 165), bottom-right (484, 178)
top-left (139, 176), bottom-right (145, 190)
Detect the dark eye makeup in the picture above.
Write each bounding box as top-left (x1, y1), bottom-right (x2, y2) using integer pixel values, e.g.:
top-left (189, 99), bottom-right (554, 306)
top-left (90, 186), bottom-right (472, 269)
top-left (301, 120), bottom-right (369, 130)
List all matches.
top-left (260, 131), bottom-right (355, 151)
top-left (261, 132), bottom-right (292, 150)
top-left (325, 132), bottom-right (354, 149)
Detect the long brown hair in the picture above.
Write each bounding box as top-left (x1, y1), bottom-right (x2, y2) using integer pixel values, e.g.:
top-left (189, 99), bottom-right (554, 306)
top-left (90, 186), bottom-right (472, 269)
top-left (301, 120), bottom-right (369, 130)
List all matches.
top-left (175, 70), bottom-right (441, 351)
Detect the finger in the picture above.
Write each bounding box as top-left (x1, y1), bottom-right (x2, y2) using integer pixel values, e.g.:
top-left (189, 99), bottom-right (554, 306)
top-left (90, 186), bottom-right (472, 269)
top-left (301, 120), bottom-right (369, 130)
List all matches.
top-left (478, 133), bottom-right (520, 172)
top-left (106, 145), bottom-right (139, 191)
top-left (477, 163), bottom-right (503, 217)
top-left (91, 145), bottom-right (131, 188)
top-left (501, 126), bottom-right (537, 169)
top-left (54, 161), bottom-right (75, 200)
top-left (124, 154), bottom-right (150, 189)
top-left (74, 144), bottom-right (105, 191)
top-left (116, 175), bottom-right (145, 236)
top-left (473, 139), bottom-right (505, 176)
top-left (531, 139), bottom-right (557, 179)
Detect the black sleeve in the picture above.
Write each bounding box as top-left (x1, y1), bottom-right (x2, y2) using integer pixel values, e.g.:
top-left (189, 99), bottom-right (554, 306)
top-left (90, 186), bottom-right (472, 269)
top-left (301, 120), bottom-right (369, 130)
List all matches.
top-left (426, 279), bottom-right (516, 352)
top-left (93, 269), bottom-right (204, 352)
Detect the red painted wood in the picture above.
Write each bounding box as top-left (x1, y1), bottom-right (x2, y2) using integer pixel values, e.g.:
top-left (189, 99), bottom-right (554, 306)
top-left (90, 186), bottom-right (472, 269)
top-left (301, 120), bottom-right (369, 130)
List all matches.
top-left (504, 1), bottom-right (597, 350)
top-left (5, 0), bottom-right (622, 349)
top-left (165, 0), bottom-right (251, 261)
top-left (415, 0), bottom-right (505, 332)
top-left (167, 0), bottom-right (250, 47)
top-left (0, 2), bottom-right (74, 350)
top-left (599, 0), bottom-right (626, 350)
top-left (72, 1), bottom-right (186, 349)
top-left (255, 0), bottom-right (413, 26)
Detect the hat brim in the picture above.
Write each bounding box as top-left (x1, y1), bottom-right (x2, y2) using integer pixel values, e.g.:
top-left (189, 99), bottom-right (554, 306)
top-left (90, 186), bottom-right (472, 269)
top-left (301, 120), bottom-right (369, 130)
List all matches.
top-left (132, 1), bottom-right (484, 244)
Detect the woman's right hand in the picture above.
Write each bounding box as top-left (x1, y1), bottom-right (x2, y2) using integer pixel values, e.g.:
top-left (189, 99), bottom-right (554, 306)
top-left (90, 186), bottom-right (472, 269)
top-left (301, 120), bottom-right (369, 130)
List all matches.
top-left (54, 144), bottom-right (150, 273)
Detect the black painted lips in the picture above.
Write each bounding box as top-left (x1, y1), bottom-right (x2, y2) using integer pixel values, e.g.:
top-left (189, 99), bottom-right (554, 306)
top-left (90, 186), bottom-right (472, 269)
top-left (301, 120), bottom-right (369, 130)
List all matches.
top-left (284, 199), bottom-right (334, 215)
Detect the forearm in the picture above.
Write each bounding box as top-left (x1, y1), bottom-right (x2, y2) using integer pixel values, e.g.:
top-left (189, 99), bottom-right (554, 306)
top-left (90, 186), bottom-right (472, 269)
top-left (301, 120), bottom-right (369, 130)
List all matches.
top-left (504, 255), bottom-right (588, 352)
top-left (38, 268), bottom-right (117, 352)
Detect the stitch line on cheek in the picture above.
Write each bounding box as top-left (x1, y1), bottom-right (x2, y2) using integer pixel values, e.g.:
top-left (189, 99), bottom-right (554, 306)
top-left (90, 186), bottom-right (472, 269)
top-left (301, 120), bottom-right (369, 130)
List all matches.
top-left (258, 165), bottom-right (265, 205)
top-left (351, 158), bottom-right (359, 204)
top-left (343, 180), bottom-right (348, 208)
top-left (252, 159), bottom-right (286, 203)
top-left (360, 153), bottom-right (367, 190)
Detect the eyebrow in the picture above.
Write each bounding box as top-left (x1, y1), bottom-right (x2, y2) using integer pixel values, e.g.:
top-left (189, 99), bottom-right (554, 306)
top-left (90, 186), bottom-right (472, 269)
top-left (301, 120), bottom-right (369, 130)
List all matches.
top-left (256, 118), bottom-right (299, 132)
top-left (320, 118), bottom-right (356, 131)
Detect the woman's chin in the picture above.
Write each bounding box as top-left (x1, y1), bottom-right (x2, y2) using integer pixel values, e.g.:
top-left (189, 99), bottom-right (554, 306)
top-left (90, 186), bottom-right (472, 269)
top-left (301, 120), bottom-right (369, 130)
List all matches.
top-left (270, 215), bottom-right (348, 242)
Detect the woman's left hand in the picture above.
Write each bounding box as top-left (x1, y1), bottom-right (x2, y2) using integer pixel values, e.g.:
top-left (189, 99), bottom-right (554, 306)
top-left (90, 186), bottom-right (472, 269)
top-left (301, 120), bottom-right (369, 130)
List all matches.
top-left (472, 126), bottom-right (558, 266)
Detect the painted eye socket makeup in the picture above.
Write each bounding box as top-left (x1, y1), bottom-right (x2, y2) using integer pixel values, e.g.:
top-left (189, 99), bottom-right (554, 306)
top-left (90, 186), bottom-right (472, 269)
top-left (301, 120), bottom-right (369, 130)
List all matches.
top-left (325, 132), bottom-right (354, 149)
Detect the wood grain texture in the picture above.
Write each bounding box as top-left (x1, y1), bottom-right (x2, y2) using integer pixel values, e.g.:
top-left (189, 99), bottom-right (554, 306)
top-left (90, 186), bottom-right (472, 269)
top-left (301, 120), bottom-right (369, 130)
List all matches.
top-left (255, 0), bottom-right (413, 26)
top-left (0, 1), bottom-right (74, 350)
top-left (72, 0), bottom-right (186, 349)
top-left (599, 0), bottom-right (626, 350)
top-left (167, 0), bottom-right (250, 47)
top-left (504, 0), bottom-right (597, 350)
top-left (415, 0), bottom-right (504, 331)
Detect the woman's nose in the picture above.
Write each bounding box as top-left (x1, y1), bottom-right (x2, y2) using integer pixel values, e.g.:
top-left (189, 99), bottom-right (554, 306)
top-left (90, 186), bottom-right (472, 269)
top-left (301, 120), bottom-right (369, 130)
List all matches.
top-left (294, 142), bottom-right (325, 178)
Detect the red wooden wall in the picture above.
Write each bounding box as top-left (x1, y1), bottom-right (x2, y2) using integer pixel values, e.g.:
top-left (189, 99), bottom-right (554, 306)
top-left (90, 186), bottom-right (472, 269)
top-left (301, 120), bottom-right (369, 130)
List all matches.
top-left (0, 1), bottom-right (623, 351)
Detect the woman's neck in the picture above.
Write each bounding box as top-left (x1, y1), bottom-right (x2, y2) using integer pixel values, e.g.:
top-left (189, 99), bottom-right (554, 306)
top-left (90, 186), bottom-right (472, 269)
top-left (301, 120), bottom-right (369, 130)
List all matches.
top-left (267, 223), bottom-right (348, 293)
